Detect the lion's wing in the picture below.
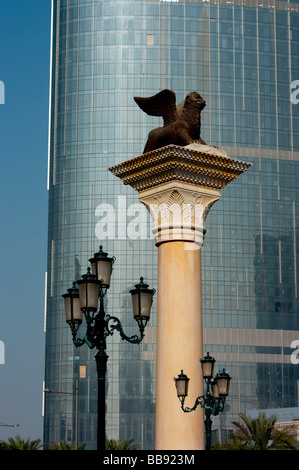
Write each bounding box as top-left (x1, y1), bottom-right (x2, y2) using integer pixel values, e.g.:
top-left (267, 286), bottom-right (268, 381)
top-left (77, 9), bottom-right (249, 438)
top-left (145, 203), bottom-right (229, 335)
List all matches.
top-left (134, 89), bottom-right (178, 127)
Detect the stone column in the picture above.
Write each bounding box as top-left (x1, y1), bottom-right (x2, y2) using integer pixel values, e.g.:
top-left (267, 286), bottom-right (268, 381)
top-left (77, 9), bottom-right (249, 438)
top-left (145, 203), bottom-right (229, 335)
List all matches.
top-left (155, 241), bottom-right (204, 449)
top-left (138, 180), bottom-right (219, 449)
top-left (109, 143), bottom-right (251, 450)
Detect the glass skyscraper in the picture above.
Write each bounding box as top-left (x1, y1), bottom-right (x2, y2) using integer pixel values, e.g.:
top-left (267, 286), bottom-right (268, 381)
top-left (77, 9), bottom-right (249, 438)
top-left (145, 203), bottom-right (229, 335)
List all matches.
top-left (44, 0), bottom-right (299, 449)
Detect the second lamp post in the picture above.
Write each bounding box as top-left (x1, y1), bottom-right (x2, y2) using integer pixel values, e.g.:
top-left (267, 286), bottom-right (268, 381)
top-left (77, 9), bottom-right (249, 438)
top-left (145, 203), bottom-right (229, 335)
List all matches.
top-left (62, 245), bottom-right (155, 451)
top-left (174, 353), bottom-right (231, 450)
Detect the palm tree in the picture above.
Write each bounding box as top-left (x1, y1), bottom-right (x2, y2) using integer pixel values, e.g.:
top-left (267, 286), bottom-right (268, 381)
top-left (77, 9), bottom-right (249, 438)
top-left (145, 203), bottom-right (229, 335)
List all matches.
top-left (216, 412), bottom-right (297, 450)
top-left (50, 440), bottom-right (86, 450)
top-left (1, 435), bottom-right (43, 450)
top-left (105, 438), bottom-right (139, 450)
top-left (49, 438), bottom-right (138, 450)
top-left (0, 441), bottom-right (11, 450)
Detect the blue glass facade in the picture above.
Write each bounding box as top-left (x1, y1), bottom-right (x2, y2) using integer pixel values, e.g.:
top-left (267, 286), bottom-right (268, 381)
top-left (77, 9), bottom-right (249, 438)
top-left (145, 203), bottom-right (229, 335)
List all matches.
top-left (44, 0), bottom-right (299, 449)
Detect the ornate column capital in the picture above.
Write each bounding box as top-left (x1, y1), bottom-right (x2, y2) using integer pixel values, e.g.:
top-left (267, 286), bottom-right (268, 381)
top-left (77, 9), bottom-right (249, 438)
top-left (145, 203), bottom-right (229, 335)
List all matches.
top-left (109, 143), bottom-right (252, 247)
top-left (138, 181), bottom-right (219, 246)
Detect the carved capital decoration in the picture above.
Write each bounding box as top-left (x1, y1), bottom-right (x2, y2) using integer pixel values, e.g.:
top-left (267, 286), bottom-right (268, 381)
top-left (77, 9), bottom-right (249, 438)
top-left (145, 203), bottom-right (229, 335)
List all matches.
top-left (109, 144), bottom-right (252, 247)
top-left (138, 182), bottom-right (219, 246)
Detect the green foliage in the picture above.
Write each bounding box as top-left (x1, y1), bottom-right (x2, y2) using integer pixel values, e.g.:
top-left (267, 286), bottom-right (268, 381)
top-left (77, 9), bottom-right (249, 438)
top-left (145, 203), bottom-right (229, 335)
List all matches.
top-left (50, 440), bottom-right (86, 450)
top-left (214, 412), bottom-right (298, 450)
top-left (105, 438), bottom-right (139, 450)
top-left (0, 436), bottom-right (138, 451)
top-left (0, 441), bottom-right (11, 450)
top-left (49, 438), bottom-right (138, 450)
top-left (0, 435), bottom-right (43, 450)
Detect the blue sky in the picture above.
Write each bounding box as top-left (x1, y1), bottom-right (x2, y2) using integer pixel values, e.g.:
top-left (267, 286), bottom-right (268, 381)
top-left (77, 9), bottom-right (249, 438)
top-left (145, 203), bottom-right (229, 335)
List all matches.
top-left (0, 1), bottom-right (51, 441)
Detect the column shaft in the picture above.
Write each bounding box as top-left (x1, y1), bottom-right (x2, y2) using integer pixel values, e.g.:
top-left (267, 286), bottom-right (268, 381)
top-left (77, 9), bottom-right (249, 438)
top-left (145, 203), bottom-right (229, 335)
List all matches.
top-left (155, 241), bottom-right (205, 450)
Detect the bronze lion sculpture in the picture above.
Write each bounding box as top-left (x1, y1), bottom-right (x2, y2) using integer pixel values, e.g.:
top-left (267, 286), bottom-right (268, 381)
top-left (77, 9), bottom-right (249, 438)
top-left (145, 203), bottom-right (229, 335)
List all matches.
top-left (134, 89), bottom-right (206, 153)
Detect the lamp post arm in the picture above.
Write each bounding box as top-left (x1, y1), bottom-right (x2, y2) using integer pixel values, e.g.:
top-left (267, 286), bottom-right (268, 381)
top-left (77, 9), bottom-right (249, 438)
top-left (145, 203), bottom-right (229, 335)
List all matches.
top-left (180, 392), bottom-right (226, 415)
top-left (180, 395), bottom-right (206, 413)
top-left (105, 315), bottom-right (144, 344)
top-left (69, 323), bottom-right (86, 348)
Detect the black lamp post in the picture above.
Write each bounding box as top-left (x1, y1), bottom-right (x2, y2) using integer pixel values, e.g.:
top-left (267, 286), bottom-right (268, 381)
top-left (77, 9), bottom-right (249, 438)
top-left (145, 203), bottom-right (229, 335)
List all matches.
top-left (62, 245), bottom-right (155, 451)
top-left (174, 352), bottom-right (231, 450)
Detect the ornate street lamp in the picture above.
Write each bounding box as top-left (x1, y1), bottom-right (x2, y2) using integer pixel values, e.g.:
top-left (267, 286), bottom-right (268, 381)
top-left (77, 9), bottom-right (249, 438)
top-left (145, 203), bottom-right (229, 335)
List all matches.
top-left (62, 282), bottom-right (83, 330)
top-left (174, 353), bottom-right (231, 450)
top-left (89, 245), bottom-right (115, 289)
top-left (62, 246), bottom-right (155, 451)
top-left (130, 277), bottom-right (153, 332)
top-left (200, 352), bottom-right (216, 379)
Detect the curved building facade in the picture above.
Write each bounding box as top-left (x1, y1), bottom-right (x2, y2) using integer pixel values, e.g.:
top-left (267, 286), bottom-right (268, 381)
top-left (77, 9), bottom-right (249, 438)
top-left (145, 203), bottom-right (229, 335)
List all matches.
top-left (44, 0), bottom-right (299, 449)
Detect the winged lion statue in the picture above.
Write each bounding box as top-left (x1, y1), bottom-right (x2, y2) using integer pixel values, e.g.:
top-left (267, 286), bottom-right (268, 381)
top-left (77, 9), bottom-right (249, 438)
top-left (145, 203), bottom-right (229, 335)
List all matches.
top-left (134, 89), bottom-right (206, 153)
